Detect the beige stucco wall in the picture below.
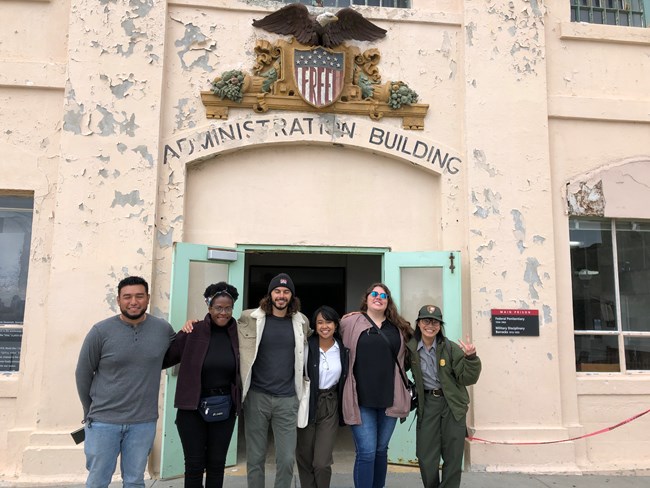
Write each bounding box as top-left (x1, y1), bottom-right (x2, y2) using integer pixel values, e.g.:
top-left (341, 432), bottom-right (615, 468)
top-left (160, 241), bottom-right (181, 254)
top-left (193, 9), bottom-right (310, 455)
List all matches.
top-left (1, 0), bottom-right (649, 482)
top-left (545, 0), bottom-right (650, 471)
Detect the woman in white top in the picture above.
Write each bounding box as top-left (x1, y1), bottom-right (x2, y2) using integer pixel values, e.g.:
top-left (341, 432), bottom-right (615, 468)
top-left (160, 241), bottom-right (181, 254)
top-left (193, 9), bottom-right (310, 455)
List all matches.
top-left (295, 306), bottom-right (349, 488)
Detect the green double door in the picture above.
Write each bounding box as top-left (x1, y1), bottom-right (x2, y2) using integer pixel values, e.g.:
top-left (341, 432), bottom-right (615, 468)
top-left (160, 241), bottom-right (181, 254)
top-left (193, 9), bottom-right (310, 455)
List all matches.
top-left (160, 243), bottom-right (461, 478)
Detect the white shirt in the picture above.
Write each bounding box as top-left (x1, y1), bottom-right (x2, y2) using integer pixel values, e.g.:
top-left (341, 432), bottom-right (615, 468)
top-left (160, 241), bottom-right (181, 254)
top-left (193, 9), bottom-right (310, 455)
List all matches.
top-left (318, 341), bottom-right (342, 389)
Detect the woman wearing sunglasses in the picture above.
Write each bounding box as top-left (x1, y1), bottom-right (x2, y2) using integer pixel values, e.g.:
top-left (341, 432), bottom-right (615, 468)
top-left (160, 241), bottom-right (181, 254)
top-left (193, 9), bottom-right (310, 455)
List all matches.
top-left (296, 305), bottom-right (349, 488)
top-left (339, 283), bottom-right (413, 488)
top-left (163, 282), bottom-right (242, 488)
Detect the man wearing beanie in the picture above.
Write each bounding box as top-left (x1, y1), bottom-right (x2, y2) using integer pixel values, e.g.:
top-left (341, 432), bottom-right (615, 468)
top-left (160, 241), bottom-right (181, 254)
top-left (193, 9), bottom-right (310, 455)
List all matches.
top-left (238, 273), bottom-right (311, 488)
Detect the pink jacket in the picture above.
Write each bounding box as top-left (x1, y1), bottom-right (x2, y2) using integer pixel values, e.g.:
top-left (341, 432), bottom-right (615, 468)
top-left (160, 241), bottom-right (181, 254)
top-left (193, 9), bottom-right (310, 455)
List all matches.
top-left (339, 313), bottom-right (410, 425)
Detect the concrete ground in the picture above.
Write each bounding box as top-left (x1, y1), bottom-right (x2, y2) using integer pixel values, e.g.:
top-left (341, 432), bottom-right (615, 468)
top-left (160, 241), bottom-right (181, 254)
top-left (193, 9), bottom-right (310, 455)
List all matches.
top-left (3, 430), bottom-right (649, 488)
top-left (3, 464), bottom-right (650, 488)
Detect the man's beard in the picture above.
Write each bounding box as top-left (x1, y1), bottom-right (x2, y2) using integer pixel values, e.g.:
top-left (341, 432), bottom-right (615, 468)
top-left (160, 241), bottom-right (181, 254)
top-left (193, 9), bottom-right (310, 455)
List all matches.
top-left (121, 309), bottom-right (146, 321)
top-left (272, 298), bottom-right (289, 311)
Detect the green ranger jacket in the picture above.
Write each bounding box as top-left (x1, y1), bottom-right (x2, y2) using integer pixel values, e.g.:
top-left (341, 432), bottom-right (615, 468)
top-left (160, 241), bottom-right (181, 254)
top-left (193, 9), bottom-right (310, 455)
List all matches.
top-left (406, 335), bottom-right (482, 424)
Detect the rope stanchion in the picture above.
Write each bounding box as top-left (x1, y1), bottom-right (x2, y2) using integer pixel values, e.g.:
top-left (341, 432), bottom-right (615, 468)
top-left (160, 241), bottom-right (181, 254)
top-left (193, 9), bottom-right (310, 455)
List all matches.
top-left (467, 407), bottom-right (650, 446)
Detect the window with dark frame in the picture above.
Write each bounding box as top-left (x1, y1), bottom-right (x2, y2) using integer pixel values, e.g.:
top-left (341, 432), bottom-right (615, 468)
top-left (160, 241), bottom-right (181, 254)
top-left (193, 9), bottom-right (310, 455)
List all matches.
top-left (570, 0), bottom-right (647, 27)
top-left (570, 218), bottom-right (650, 373)
top-left (0, 194), bottom-right (33, 372)
top-left (283, 0), bottom-right (411, 8)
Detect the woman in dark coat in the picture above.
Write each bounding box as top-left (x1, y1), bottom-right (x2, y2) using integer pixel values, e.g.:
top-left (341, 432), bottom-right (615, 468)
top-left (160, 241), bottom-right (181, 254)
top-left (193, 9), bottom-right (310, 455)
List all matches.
top-left (164, 282), bottom-right (242, 488)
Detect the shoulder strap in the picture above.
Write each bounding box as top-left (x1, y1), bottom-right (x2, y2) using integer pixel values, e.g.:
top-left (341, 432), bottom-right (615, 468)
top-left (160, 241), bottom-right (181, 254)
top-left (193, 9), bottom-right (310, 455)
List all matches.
top-left (363, 313), bottom-right (409, 389)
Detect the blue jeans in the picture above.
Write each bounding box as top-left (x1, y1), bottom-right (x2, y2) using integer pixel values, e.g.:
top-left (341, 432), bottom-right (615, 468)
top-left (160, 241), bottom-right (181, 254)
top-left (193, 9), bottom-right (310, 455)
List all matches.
top-left (350, 406), bottom-right (398, 488)
top-left (84, 420), bottom-right (157, 488)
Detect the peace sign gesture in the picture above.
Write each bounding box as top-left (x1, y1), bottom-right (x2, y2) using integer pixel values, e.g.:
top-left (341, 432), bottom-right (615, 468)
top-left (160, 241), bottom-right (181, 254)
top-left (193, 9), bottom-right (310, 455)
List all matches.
top-left (458, 335), bottom-right (476, 357)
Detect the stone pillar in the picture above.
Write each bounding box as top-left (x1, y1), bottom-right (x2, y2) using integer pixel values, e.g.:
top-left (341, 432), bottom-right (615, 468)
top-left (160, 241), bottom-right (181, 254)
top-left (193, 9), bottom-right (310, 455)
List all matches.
top-left (10, 0), bottom-right (168, 479)
top-left (462, 0), bottom-right (578, 470)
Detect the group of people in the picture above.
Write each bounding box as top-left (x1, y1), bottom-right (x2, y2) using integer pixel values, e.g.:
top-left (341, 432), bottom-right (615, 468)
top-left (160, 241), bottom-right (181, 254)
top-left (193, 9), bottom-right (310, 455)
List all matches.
top-left (75, 273), bottom-right (481, 488)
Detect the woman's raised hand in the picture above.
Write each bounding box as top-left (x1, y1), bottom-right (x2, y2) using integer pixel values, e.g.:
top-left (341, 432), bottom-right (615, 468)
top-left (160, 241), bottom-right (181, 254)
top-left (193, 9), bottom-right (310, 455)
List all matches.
top-left (458, 335), bottom-right (476, 356)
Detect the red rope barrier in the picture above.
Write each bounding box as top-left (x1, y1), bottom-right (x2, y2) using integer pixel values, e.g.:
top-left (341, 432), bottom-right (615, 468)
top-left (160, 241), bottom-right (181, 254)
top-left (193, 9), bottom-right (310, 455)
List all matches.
top-left (467, 407), bottom-right (650, 446)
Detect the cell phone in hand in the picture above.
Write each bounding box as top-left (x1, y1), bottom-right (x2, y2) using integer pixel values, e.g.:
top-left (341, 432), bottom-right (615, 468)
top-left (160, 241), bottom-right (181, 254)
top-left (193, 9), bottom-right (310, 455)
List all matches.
top-left (71, 427), bottom-right (85, 444)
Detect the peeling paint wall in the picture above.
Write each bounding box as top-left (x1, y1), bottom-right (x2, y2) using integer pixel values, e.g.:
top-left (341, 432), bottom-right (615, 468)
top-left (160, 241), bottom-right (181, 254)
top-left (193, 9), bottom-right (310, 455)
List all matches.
top-left (463, 2), bottom-right (564, 467)
top-left (546, 0), bottom-right (650, 472)
top-left (2, 0), bottom-right (169, 481)
top-left (1, 0), bottom-right (649, 482)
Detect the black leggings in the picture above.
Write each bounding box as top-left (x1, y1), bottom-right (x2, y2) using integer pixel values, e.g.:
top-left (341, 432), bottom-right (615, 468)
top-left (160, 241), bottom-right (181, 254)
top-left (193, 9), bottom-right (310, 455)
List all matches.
top-left (175, 408), bottom-right (237, 488)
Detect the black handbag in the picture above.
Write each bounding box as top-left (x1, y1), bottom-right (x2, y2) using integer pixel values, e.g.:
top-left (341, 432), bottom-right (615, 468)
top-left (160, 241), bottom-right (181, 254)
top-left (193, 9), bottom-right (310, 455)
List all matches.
top-left (406, 379), bottom-right (418, 411)
top-left (363, 314), bottom-right (418, 411)
top-left (199, 394), bottom-right (232, 422)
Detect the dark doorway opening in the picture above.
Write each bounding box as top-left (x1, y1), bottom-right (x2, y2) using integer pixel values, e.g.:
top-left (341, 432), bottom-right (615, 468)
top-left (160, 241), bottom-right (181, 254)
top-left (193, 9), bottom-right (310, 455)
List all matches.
top-left (248, 265), bottom-right (346, 321)
top-left (243, 251), bottom-right (382, 323)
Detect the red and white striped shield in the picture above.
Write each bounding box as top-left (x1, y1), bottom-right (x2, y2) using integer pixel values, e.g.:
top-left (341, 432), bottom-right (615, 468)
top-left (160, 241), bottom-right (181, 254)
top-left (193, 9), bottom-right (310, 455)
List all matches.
top-left (293, 47), bottom-right (345, 108)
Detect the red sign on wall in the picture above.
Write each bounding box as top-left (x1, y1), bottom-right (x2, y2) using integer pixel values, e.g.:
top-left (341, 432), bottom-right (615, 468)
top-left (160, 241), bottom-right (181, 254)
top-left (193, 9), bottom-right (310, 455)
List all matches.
top-left (491, 309), bottom-right (539, 336)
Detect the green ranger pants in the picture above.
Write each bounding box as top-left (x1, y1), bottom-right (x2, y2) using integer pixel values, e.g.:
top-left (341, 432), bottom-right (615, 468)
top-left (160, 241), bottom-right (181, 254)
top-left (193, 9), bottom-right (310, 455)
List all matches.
top-left (416, 393), bottom-right (467, 488)
top-left (244, 389), bottom-right (299, 488)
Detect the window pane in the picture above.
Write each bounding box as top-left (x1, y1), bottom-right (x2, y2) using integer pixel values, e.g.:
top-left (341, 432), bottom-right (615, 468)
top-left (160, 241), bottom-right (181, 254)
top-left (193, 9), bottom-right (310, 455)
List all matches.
top-left (616, 222), bottom-right (650, 332)
top-left (624, 337), bottom-right (650, 370)
top-left (0, 196), bottom-right (34, 325)
top-left (570, 220), bottom-right (617, 331)
top-left (400, 267), bottom-right (443, 326)
top-left (575, 334), bottom-right (620, 372)
top-left (188, 261), bottom-right (229, 321)
top-left (593, 9), bottom-right (604, 23)
top-left (289, 0), bottom-right (411, 7)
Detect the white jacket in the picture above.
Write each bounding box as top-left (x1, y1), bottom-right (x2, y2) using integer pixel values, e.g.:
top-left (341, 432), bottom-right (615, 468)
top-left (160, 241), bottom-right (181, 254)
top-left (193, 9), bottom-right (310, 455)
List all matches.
top-left (237, 307), bottom-right (310, 401)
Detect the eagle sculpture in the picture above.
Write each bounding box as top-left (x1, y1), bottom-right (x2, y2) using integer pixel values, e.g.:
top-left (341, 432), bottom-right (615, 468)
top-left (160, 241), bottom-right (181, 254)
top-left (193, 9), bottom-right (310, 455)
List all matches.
top-left (252, 3), bottom-right (387, 49)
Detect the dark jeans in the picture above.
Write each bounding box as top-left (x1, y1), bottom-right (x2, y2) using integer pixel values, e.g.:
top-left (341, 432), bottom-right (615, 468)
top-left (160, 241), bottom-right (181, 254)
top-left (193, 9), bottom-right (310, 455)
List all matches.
top-left (176, 408), bottom-right (236, 488)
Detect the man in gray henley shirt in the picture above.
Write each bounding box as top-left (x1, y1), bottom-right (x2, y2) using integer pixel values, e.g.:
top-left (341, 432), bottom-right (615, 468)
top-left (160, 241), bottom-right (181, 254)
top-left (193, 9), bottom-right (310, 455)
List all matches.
top-left (75, 276), bottom-right (175, 488)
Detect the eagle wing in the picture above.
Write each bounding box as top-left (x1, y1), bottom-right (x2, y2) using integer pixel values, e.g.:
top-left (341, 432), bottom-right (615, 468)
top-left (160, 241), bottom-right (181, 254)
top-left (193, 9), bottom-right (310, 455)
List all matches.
top-left (322, 8), bottom-right (387, 48)
top-left (252, 3), bottom-right (318, 46)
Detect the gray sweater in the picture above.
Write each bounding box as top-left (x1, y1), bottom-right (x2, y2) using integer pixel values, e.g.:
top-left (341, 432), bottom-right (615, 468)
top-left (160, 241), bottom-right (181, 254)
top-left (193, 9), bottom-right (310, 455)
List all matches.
top-left (75, 314), bottom-right (175, 423)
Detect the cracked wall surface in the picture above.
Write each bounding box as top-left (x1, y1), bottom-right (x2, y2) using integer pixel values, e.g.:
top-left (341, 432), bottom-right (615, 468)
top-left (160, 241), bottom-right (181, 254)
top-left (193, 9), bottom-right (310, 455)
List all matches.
top-left (1, 0), bottom-right (649, 481)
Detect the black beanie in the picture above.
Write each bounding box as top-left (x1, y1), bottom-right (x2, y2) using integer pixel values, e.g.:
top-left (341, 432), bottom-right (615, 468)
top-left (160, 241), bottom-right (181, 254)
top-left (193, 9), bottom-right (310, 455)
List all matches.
top-left (267, 273), bottom-right (295, 295)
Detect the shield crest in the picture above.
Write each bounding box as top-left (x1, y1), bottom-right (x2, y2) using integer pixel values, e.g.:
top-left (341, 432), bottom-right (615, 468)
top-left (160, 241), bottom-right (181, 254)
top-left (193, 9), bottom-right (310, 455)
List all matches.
top-left (293, 47), bottom-right (345, 108)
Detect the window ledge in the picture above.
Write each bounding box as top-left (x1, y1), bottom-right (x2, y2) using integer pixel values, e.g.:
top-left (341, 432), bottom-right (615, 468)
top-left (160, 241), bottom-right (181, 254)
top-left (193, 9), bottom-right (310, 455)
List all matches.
top-left (560, 21), bottom-right (650, 46)
top-left (168, 0), bottom-right (463, 26)
top-left (577, 373), bottom-right (650, 395)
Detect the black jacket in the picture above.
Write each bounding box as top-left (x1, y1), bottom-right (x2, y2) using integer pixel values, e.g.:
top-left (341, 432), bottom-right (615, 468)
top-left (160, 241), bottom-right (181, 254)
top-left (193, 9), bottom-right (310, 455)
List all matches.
top-left (304, 334), bottom-right (349, 426)
top-left (163, 314), bottom-right (242, 414)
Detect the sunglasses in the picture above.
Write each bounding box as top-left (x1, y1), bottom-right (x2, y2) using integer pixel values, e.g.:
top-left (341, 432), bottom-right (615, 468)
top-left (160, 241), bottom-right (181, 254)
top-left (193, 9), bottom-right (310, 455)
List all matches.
top-left (369, 291), bottom-right (389, 300)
